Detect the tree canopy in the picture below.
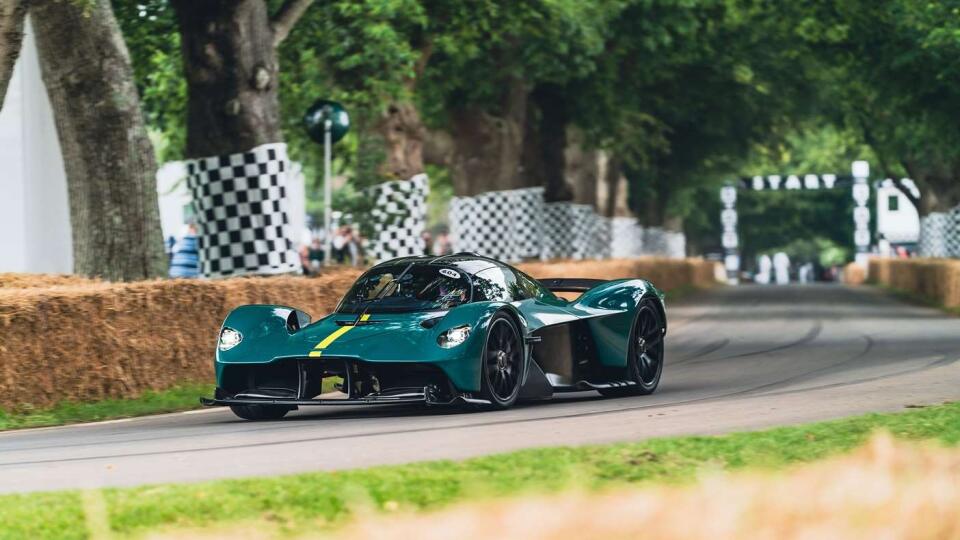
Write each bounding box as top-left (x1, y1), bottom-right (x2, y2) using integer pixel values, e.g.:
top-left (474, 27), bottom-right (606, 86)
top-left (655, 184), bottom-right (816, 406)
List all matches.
top-left (113, 0), bottom-right (960, 240)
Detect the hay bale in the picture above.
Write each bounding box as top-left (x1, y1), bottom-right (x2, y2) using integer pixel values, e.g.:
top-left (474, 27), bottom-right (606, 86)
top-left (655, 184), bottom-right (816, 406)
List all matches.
top-left (517, 258), bottom-right (720, 292)
top-left (0, 273), bottom-right (100, 289)
top-left (868, 258), bottom-right (960, 308)
top-left (843, 263), bottom-right (866, 285)
top-left (326, 435), bottom-right (960, 540)
top-left (0, 271), bottom-right (362, 410)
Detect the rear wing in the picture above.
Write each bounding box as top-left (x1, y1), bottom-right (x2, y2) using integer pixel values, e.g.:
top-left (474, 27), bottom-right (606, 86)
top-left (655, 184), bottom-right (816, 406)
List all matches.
top-left (538, 278), bottom-right (608, 293)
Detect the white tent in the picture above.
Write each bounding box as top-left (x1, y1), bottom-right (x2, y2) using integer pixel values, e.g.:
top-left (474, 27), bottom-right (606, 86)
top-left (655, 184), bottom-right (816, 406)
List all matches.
top-left (0, 18), bottom-right (71, 274)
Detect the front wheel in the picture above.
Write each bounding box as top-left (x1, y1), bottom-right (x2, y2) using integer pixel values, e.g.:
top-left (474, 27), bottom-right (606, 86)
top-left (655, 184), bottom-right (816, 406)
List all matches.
top-left (478, 313), bottom-right (525, 409)
top-left (599, 297), bottom-right (664, 397)
top-left (229, 404), bottom-right (292, 421)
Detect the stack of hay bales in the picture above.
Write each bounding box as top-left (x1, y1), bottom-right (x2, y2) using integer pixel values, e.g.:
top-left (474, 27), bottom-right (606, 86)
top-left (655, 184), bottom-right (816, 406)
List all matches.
top-left (868, 258), bottom-right (960, 308)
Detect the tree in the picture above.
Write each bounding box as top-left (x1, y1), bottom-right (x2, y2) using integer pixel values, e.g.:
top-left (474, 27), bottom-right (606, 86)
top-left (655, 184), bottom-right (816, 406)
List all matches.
top-left (415, 1), bottom-right (626, 198)
top-left (170, 0), bottom-right (315, 159)
top-left (796, 0), bottom-right (960, 214)
top-left (31, 0), bottom-right (167, 280)
top-left (0, 0), bottom-right (27, 108)
top-left (113, 0), bottom-right (186, 162)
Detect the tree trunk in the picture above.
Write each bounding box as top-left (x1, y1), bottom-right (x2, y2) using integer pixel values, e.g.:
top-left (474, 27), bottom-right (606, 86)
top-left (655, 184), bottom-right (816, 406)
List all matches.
top-left (918, 179), bottom-right (960, 214)
top-left (375, 101), bottom-right (425, 180)
top-left (0, 0), bottom-right (27, 108)
top-left (172, 0), bottom-right (282, 158)
top-left (901, 160), bottom-right (960, 214)
top-left (448, 76), bottom-right (528, 196)
top-left (31, 0), bottom-right (167, 281)
top-left (600, 154), bottom-right (630, 218)
top-left (531, 84), bottom-right (572, 203)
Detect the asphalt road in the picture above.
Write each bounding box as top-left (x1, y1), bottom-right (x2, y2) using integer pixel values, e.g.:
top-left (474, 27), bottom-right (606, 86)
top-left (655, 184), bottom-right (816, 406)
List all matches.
top-left (2, 284), bottom-right (959, 494)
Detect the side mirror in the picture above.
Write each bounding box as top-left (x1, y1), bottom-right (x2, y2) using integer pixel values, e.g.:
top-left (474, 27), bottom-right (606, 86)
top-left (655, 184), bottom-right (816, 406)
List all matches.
top-left (285, 309), bottom-right (312, 333)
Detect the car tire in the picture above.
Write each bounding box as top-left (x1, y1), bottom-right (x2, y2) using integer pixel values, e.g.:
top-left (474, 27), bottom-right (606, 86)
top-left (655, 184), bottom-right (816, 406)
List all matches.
top-left (229, 404), bottom-right (292, 421)
top-left (599, 297), bottom-right (664, 397)
top-left (478, 312), bottom-right (525, 409)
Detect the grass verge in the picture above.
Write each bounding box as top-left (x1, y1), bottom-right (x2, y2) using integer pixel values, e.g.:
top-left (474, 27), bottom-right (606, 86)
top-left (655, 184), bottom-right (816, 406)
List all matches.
top-left (873, 283), bottom-right (960, 316)
top-left (0, 378), bottom-right (346, 432)
top-left (0, 401), bottom-right (957, 540)
top-left (0, 383), bottom-right (213, 431)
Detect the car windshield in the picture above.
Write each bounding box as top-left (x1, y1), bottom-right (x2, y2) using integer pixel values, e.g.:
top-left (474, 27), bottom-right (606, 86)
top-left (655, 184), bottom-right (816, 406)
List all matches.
top-left (337, 264), bottom-right (472, 313)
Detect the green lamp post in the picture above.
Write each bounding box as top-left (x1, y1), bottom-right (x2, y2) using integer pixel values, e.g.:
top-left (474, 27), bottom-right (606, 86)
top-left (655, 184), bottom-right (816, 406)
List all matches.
top-left (304, 100), bottom-right (350, 264)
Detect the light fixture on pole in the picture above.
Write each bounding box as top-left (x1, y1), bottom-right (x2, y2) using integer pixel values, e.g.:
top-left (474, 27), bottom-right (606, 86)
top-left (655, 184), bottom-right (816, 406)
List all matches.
top-left (304, 99), bottom-right (350, 265)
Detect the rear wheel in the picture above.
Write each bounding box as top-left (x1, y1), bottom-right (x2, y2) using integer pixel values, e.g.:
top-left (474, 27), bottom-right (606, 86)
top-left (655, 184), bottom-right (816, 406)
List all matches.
top-left (229, 404), bottom-right (292, 421)
top-left (599, 298), bottom-right (664, 397)
top-left (478, 313), bottom-right (525, 409)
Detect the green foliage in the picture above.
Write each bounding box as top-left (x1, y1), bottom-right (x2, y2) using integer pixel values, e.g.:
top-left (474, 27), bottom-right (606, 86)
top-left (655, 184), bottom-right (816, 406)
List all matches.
top-left (735, 189), bottom-right (853, 266)
top-left (2, 401), bottom-right (958, 538)
top-left (113, 0), bottom-right (185, 162)
top-left (0, 382), bottom-right (213, 431)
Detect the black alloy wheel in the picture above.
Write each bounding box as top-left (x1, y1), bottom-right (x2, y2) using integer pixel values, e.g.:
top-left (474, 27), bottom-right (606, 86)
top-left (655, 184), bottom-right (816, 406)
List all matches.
top-left (479, 313), bottom-right (525, 408)
top-left (599, 297), bottom-right (665, 397)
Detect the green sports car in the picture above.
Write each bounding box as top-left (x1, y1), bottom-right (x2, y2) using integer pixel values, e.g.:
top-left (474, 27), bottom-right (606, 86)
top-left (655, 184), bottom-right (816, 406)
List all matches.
top-left (201, 253), bottom-right (667, 420)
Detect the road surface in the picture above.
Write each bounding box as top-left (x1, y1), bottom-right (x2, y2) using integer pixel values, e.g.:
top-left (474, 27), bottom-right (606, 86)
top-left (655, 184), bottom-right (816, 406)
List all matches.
top-left (2, 284), bottom-right (958, 493)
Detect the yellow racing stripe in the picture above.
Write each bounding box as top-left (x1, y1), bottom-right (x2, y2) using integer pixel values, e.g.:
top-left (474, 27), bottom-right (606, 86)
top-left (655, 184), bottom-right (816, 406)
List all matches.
top-left (313, 314), bottom-right (370, 352)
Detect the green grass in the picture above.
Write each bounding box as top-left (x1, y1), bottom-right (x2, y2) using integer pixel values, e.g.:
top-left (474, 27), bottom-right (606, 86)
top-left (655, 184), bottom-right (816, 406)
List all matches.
top-left (0, 383), bottom-right (213, 431)
top-left (0, 378), bottom-right (345, 432)
top-left (874, 283), bottom-right (960, 316)
top-left (1, 401), bottom-right (957, 540)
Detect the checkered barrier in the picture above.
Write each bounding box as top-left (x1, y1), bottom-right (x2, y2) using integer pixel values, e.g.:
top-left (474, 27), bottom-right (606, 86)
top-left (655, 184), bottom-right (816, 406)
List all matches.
top-left (449, 187), bottom-right (544, 262)
top-left (448, 189), bottom-right (676, 261)
top-left (640, 227), bottom-right (686, 259)
top-left (949, 206), bottom-right (960, 258)
top-left (185, 142), bottom-right (299, 277)
top-left (569, 204), bottom-right (596, 260)
top-left (589, 212), bottom-right (612, 259)
top-left (611, 217), bottom-right (644, 258)
top-left (366, 174), bottom-right (429, 263)
top-left (540, 202), bottom-right (611, 260)
top-left (540, 202), bottom-right (574, 260)
top-left (919, 212), bottom-right (951, 258)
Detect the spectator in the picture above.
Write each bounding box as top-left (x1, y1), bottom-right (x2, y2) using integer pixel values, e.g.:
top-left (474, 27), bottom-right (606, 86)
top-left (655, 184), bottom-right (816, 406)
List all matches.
top-left (421, 231), bottom-right (433, 255)
top-left (299, 244), bottom-right (312, 275)
top-left (169, 223), bottom-right (200, 278)
top-left (332, 225), bottom-right (349, 263)
top-left (307, 237), bottom-right (324, 270)
top-left (432, 230), bottom-right (452, 256)
top-left (345, 226), bottom-right (361, 266)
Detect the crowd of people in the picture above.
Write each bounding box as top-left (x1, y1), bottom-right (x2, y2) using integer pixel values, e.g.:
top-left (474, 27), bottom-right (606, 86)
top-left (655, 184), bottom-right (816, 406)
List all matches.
top-left (297, 226), bottom-right (453, 275)
top-left (165, 221), bottom-right (453, 278)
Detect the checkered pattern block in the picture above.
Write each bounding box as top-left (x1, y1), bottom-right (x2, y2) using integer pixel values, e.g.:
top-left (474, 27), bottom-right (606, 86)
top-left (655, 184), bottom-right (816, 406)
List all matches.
top-left (948, 206), bottom-right (960, 258)
top-left (367, 174), bottom-right (429, 263)
top-left (568, 204), bottom-right (596, 260)
top-left (643, 227), bottom-right (685, 258)
top-left (510, 188), bottom-right (545, 259)
top-left (611, 217), bottom-right (644, 258)
top-left (664, 231), bottom-right (687, 259)
top-left (589, 213), bottom-right (612, 259)
top-left (449, 187), bottom-right (544, 262)
top-left (539, 203), bottom-right (601, 260)
top-left (919, 212), bottom-right (951, 258)
top-left (541, 202), bottom-right (575, 260)
top-left (185, 142), bottom-right (299, 277)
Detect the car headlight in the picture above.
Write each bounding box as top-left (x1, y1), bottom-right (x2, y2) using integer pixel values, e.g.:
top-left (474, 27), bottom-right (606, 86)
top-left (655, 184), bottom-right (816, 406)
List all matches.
top-left (437, 324), bottom-right (471, 348)
top-left (219, 327), bottom-right (243, 351)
